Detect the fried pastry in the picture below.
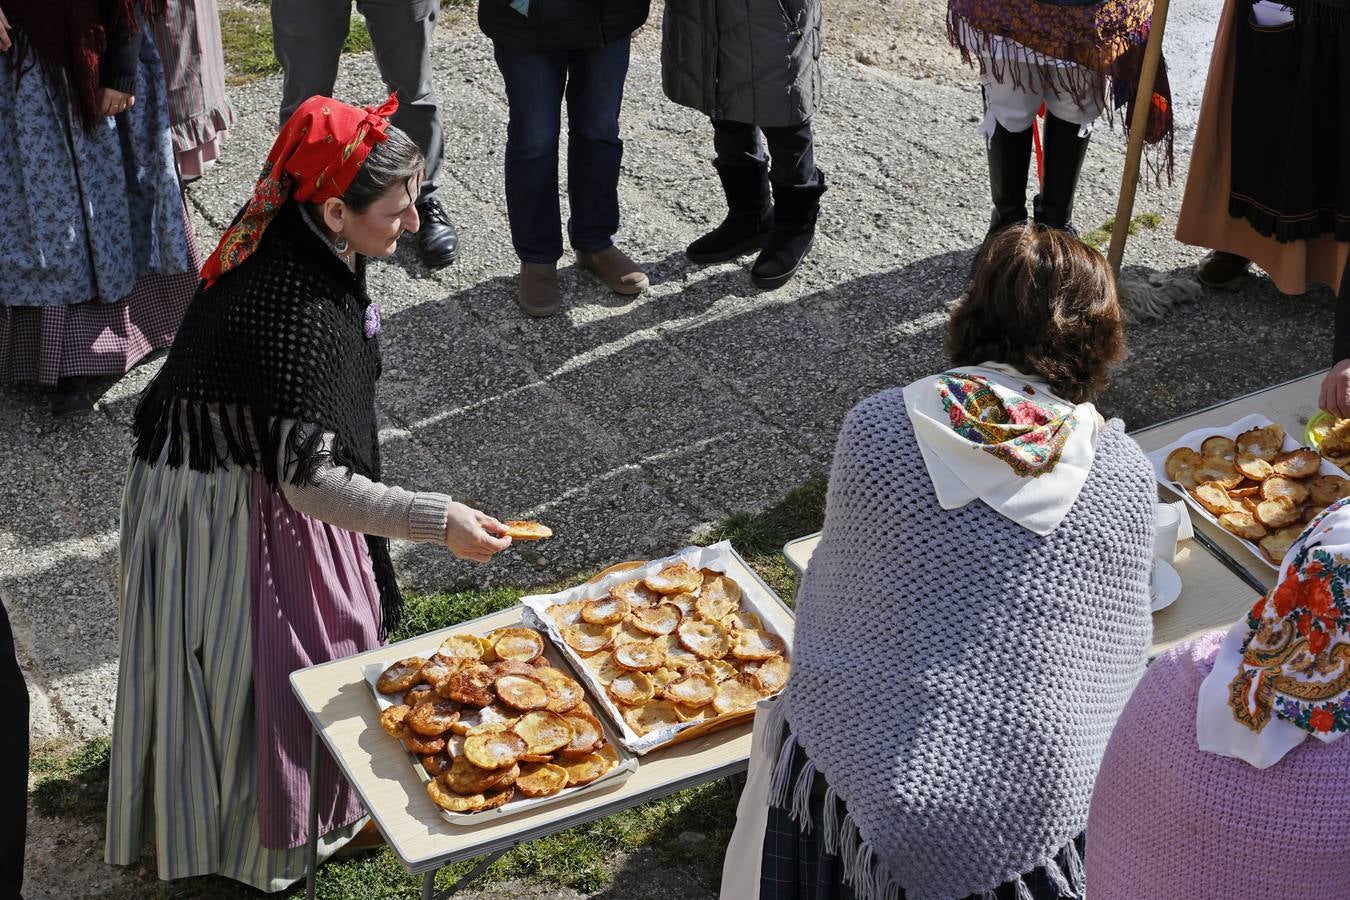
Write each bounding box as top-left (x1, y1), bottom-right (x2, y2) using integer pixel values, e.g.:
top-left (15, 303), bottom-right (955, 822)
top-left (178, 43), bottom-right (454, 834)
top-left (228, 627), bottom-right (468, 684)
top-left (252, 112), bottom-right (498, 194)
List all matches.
top-left (443, 755), bottom-right (520, 794)
top-left (403, 684), bottom-right (437, 707)
top-left (731, 628), bottom-right (787, 661)
top-left (559, 750), bottom-right (613, 786)
top-left (377, 658), bottom-right (427, 694)
top-left (402, 732), bottom-right (446, 755)
top-left (643, 561), bottom-right (703, 595)
top-left (464, 730), bottom-right (527, 770)
top-left (533, 666), bottom-right (584, 713)
top-left (695, 575), bottom-right (742, 621)
top-left (678, 620), bottom-right (732, 659)
top-left (745, 655), bottom-right (790, 694)
top-left (1164, 448), bottom-right (1203, 487)
top-left (1200, 436), bottom-right (1237, 462)
top-left (1235, 455), bottom-right (1275, 481)
top-left (494, 673), bottom-right (550, 712)
top-left (418, 654), bottom-right (461, 688)
top-left (1321, 418), bottom-right (1350, 457)
top-left (1255, 496), bottom-right (1301, 529)
top-left (490, 628), bottom-right (545, 662)
top-left (437, 634), bottom-right (484, 662)
top-left (1272, 449), bottom-right (1321, 479)
top-left (502, 520), bottom-right (552, 540)
top-left (514, 710), bottom-right (574, 755)
top-left (547, 600), bottom-right (584, 629)
top-left (1218, 512), bottom-right (1267, 541)
top-left (609, 579), bottom-right (662, 609)
top-left (440, 663), bottom-right (495, 707)
top-left (1236, 424), bottom-right (1285, 461)
top-left (607, 670), bottom-right (655, 705)
top-left (559, 712), bottom-right (605, 758)
top-left (1193, 459), bottom-right (1242, 489)
top-left (663, 673), bottom-right (716, 707)
top-left (1260, 476), bottom-right (1309, 505)
top-left (379, 704), bottom-right (411, 737)
top-left (712, 676), bottom-right (763, 715)
top-left (581, 596), bottom-right (629, 626)
top-left (623, 700), bottom-right (682, 736)
top-left (1191, 484), bottom-right (1239, 517)
top-left (630, 604), bottom-right (681, 636)
top-left (408, 699), bottom-right (461, 736)
top-left (614, 641), bottom-right (666, 672)
top-left (1311, 474), bottom-right (1350, 506)
top-left (562, 622), bottom-right (614, 654)
top-left (515, 762), bottom-right (569, 797)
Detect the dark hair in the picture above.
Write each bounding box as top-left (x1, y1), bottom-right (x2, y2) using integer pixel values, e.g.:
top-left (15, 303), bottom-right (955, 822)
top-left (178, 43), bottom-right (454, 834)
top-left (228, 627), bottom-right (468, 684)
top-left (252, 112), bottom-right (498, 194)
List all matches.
top-left (339, 124), bottom-right (425, 212)
top-left (945, 225), bottom-right (1125, 404)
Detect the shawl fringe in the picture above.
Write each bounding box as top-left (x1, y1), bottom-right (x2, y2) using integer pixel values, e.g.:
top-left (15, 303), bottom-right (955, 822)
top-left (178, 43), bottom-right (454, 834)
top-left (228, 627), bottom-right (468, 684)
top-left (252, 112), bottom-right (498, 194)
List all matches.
top-left (948, 12), bottom-right (1175, 187)
top-left (763, 699), bottom-right (1086, 900)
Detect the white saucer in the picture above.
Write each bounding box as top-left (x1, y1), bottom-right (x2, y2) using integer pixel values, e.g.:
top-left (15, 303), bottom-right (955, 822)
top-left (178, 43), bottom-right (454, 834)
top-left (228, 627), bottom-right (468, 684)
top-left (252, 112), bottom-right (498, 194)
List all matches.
top-left (1151, 558), bottom-right (1182, 613)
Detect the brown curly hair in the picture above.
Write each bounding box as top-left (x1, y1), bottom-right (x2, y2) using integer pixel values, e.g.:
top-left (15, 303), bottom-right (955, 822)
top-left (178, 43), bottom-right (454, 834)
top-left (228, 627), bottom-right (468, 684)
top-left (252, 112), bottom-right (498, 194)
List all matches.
top-left (945, 225), bottom-right (1125, 404)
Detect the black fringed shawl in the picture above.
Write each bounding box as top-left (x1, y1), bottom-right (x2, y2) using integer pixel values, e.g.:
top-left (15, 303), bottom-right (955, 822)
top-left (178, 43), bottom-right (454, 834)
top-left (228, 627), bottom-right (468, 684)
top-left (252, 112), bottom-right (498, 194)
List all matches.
top-left (132, 200), bottom-right (403, 638)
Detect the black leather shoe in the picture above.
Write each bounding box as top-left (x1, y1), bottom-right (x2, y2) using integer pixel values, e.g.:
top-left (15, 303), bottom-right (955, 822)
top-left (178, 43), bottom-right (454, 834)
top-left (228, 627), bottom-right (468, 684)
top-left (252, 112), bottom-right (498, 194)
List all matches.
top-left (415, 197), bottom-right (459, 269)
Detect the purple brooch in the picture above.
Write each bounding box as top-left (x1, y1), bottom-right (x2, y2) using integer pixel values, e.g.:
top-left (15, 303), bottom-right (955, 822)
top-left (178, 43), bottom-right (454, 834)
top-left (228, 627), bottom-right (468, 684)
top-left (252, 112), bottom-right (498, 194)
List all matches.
top-left (363, 303), bottom-right (382, 339)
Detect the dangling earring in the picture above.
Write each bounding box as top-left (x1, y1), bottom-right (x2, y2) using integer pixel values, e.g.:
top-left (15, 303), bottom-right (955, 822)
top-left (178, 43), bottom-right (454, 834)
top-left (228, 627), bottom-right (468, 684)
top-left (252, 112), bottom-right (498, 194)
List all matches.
top-left (333, 234), bottom-right (350, 254)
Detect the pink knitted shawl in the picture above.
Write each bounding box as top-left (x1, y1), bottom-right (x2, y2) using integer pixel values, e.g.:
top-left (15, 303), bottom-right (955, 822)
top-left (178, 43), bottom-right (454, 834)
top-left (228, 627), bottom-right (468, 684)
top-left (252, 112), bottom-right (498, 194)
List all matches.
top-left (1087, 631), bottom-right (1350, 899)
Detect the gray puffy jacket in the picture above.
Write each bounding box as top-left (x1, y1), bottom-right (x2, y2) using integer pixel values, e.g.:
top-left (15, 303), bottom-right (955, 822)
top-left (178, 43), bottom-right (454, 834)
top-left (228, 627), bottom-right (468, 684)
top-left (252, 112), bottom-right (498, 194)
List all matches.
top-left (660, 0), bottom-right (822, 128)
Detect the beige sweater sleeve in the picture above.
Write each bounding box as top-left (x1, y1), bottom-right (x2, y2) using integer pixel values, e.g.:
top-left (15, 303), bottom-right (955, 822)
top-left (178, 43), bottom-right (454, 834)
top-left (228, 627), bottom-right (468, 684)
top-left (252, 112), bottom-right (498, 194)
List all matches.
top-left (276, 422), bottom-right (452, 544)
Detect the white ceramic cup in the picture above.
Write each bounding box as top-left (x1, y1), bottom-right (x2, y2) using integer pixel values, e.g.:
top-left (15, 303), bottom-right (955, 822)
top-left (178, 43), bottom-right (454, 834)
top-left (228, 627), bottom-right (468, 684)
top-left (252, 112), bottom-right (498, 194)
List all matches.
top-left (1155, 502), bottom-right (1182, 563)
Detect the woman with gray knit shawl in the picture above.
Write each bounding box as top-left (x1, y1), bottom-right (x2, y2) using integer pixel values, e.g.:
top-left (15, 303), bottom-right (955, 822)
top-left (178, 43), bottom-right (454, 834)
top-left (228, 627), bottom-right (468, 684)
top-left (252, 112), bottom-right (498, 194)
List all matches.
top-left (725, 225), bottom-right (1156, 900)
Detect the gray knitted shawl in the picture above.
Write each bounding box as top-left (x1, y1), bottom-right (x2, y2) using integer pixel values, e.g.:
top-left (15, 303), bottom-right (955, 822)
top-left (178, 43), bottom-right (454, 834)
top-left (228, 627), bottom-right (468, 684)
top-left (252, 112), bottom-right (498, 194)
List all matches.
top-left (767, 387), bottom-right (1155, 900)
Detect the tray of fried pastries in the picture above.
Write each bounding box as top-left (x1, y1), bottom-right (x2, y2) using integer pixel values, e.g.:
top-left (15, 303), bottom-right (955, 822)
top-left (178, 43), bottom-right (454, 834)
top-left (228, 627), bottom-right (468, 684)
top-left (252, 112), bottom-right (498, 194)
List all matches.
top-left (363, 619), bottom-right (636, 823)
top-left (520, 541), bottom-right (794, 755)
top-left (1148, 413), bottom-right (1350, 568)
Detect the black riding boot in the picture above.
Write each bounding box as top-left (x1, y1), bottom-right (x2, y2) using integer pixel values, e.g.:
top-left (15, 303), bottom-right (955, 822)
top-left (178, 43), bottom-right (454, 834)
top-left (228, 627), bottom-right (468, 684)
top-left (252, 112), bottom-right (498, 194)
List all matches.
top-left (750, 170), bottom-right (827, 290)
top-left (987, 122), bottom-right (1034, 236)
top-left (1034, 112), bottom-right (1091, 233)
top-left (687, 161), bottom-right (774, 264)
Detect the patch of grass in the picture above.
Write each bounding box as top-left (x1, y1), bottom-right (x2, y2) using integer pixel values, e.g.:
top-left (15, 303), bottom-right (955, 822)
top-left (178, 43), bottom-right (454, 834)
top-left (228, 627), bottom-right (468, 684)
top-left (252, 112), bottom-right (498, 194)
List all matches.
top-left (30, 737), bottom-right (111, 823)
top-left (708, 473), bottom-right (827, 600)
top-left (1081, 211), bottom-right (1164, 251)
top-left (220, 7), bottom-right (373, 86)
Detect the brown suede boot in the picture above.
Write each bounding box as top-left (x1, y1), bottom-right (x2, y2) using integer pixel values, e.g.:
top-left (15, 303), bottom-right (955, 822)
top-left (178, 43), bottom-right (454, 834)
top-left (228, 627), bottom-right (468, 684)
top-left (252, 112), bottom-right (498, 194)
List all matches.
top-left (575, 245), bottom-right (649, 295)
top-left (517, 262), bottom-right (561, 318)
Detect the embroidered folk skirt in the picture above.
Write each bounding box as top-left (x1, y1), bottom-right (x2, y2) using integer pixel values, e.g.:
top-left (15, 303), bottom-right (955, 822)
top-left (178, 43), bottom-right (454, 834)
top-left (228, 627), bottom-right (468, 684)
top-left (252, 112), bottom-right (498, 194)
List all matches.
top-left (1177, 0), bottom-right (1348, 295)
top-left (106, 455), bottom-right (381, 892)
top-left (0, 25), bottom-right (199, 385)
top-left (1229, 8), bottom-right (1349, 243)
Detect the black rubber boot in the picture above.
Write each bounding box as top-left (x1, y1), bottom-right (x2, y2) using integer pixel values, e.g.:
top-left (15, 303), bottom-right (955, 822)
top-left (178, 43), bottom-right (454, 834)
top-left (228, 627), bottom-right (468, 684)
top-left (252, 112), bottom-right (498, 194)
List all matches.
top-left (750, 170), bottom-right (827, 290)
top-left (1033, 112), bottom-right (1091, 232)
top-left (987, 122), bottom-right (1034, 236)
top-left (687, 161), bottom-right (774, 264)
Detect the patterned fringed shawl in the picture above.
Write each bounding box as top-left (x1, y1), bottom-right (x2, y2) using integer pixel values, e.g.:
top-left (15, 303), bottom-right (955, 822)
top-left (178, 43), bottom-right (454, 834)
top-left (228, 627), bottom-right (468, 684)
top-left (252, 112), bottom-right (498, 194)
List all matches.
top-left (948, 0), bottom-right (1175, 184)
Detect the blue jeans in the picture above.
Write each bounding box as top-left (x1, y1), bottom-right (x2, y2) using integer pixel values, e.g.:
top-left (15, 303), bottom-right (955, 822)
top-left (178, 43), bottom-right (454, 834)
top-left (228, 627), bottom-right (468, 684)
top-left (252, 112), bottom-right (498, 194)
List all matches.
top-left (493, 38), bottom-right (631, 264)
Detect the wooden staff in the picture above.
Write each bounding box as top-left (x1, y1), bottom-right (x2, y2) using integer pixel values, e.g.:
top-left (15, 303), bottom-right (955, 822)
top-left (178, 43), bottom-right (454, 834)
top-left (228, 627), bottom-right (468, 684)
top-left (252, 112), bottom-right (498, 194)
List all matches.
top-left (1107, 0), bottom-right (1171, 275)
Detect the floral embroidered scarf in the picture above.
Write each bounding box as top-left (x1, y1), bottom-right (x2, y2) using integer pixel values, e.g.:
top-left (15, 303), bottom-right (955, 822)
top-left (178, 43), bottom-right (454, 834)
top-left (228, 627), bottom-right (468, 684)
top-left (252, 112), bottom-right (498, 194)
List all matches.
top-left (937, 370), bottom-right (1075, 477)
top-left (1198, 498), bottom-right (1350, 767)
top-left (902, 363), bottom-right (1103, 536)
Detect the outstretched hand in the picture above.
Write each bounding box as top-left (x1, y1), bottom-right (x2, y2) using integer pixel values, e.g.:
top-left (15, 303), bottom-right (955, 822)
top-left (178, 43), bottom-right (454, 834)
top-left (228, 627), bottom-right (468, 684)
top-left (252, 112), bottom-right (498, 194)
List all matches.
top-left (444, 501), bottom-right (511, 563)
top-left (0, 7), bottom-right (11, 52)
top-left (1319, 360), bottom-right (1350, 420)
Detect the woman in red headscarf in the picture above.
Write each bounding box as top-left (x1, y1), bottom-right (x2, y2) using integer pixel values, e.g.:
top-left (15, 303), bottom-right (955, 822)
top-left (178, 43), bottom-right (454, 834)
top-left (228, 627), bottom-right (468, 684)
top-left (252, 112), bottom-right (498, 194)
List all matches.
top-left (105, 95), bottom-right (513, 891)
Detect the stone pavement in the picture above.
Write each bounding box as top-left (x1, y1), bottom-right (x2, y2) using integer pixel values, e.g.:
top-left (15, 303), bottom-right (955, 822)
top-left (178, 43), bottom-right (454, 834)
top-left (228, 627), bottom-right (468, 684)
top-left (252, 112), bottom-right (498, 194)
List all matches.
top-left (0, 0), bottom-right (1333, 833)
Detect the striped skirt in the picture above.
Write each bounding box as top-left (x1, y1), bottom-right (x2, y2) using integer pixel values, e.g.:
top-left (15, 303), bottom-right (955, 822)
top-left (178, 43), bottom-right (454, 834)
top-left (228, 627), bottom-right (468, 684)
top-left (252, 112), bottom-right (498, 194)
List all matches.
top-left (106, 456), bottom-right (383, 892)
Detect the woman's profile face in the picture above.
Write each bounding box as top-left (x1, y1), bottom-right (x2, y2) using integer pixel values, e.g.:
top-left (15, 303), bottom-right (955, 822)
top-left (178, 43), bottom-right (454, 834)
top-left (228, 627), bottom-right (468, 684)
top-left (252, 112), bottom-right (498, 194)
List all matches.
top-left (340, 174), bottom-right (423, 258)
